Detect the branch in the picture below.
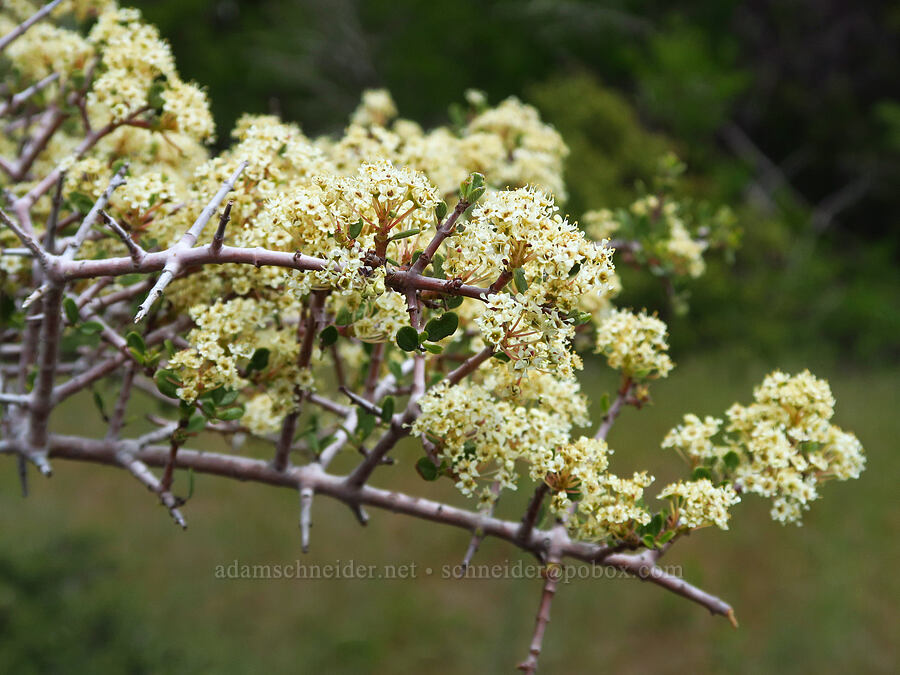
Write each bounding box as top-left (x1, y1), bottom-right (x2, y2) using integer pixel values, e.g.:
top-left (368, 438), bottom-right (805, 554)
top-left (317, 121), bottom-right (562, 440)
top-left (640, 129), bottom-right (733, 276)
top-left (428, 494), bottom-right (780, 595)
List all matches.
top-left (409, 197), bottom-right (470, 275)
top-left (61, 163), bottom-right (129, 261)
top-left (272, 288), bottom-right (327, 472)
top-left (593, 376), bottom-right (633, 440)
top-left (0, 72), bottom-right (60, 118)
top-left (210, 200), bottom-right (232, 254)
top-left (60, 244), bottom-right (492, 304)
top-left (100, 210), bottom-right (145, 264)
top-left (461, 481), bottom-right (501, 572)
top-left (518, 482), bottom-right (549, 543)
top-left (345, 346), bottom-right (493, 488)
top-left (115, 445), bottom-right (186, 529)
top-left (134, 161), bottom-right (247, 322)
top-left (1, 431), bottom-right (736, 622)
top-left (0, 206), bottom-right (50, 268)
top-left (0, 1), bottom-right (63, 52)
top-left (518, 524), bottom-right (567, 674)
top-left (25, 282), bottom-right (64, 472)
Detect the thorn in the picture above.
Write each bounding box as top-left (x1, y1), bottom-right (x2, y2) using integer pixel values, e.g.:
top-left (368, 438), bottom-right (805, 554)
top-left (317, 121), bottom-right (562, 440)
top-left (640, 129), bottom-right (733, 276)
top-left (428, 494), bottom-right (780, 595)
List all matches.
top-left (726, 609), bottom-right (739, 629)
top-left (300, 484), bottom-right (313, 553)
top-left (349, 503), bottom-right (368, 526)
top-left (31, 453), bottom-right (52, 476)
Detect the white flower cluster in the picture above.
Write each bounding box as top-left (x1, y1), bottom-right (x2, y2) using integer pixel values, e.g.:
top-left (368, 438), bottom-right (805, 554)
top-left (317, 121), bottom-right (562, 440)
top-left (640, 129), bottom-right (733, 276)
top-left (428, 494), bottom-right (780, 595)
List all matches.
top-left (595, 309), bottom-right (674, 379)
top-left (447, 187), bottom-right (615, 309)
top-left (476, 294), bottom-right (580, 379)
top-left (412, 371), bottom-right (589, 505)
top-left (663, 370), bottom-right (866, 524)
top-left (657, 479), bottom-right (741, 530)
top-left (532, 436), bottom-right (654, 541)
top-left (86, 7), bottom-right (214, 141)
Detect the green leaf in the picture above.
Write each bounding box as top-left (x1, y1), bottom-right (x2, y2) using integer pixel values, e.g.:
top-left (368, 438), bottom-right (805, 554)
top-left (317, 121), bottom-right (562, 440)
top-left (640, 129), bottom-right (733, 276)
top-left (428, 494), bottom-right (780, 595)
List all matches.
top-left (723, 450), bottom-right (740, 471)
top-left (423, 343), bottom-right (443, 354)
top-left (642, 534), bottom-right (657, 549)
top-left (388, 360), bottom-right (403, 380)
top-left (462, 441), bottom-right (477, 459)
top-left (217, 406), bottom-right (245, 421)
top-left (207, 386), bottom-right (225, 405)
top-left (513, 267), bottom-right (528, 293)
top-left (396, 326), bottom-right (419, 352)
top-left (658, 531), bottom-right (676, 545)
top-left (247, 348), bottom-right (270, 373)
top-left (335, 307), bottom-right (353, 326)
top-left (389, 228), bottom-right (421, 241)
top-left (646, 513), bottom-right (663, 537)
top-left (218, 390), bottom-right (239, 406)
top-left (444, 294), bottom-right (463, 309)
top-left (380, 396), bottom-right (395, 423)
top-left (154, 369), bottom-right (182, 399)
top-left (599, 392), bottom-right (610, 414)
top-left (691, 466), bottom-right (713, 481)
top-left (492, 352), bottom-right (511, 362)
top-left (110, 159), bottom-right (129, 177)
top-left (568, 262), bottom-right (582, 278)
top-left (319, 325), bottom-right (339, 348)
top-left (125, 331), bottom-right (146, 354)
top-left (186, 414), bottom-right (206, 434)
top-left (431, 254), bottom-right (445, 279)
top-left (434, 200), bottom-right (448, 224)
top-left (147, 78), bottom-right (167, 113)
top-left (79, 321), bottom-right (103, 335)
top-left (357, 410), bottom-right (376, 439)
top-left (424, 312), bottom-right (458, 342)
top-left (416, 457), bottom-right (439, 481)
top-left (67, 191), bottom-right (95, 215)
top-left (348, 219), bottom-right (363, 240)
top-left (460, 172), bottom-right (486, 203)
top-left (63, 297), bottom-right (79, 324)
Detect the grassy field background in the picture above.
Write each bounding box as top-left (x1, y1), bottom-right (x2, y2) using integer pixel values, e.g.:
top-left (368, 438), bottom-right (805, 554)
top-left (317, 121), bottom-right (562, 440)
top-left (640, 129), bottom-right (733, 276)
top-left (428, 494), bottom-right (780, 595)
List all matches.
top-left (1, 349), bottom-right (896, 673)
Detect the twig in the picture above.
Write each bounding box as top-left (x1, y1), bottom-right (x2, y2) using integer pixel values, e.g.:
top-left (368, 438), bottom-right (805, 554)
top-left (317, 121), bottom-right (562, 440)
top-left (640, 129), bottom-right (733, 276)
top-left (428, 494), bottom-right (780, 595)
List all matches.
top-left (105, 363), bottom-right (135, 441)
top-left (518, 482), bottom-right (549, 543)
top-left (593, 376), bottom-right (633, 440)
top-left (409, 198), bottom-right (471, 275)
top-left (0, 1), bottom-right (64, 52)
top-left (210, 200), bottom-right (232, 254)
top-left (115, 446), bottom-right (186, 529)
top-left (461, 481), bottom-right (501, 572)
top-left (100, 210), bottom-right (145, 264)
top-left (517, 524), bottom-right (567, 674)
top-left (0, 207), bottom-right (50, 269)
top-left (272, 289), bottom-right (327, 471)
top-left (0, 72), bottom-right (60, 117)
top-left (134, 161), bottom-right (247, 322)
top-left (61, 163), bottom-right (129, 261)
top-left (362, 342), bottom-right (385, 401)
top-left (339, 386), bottom-right (384, 417)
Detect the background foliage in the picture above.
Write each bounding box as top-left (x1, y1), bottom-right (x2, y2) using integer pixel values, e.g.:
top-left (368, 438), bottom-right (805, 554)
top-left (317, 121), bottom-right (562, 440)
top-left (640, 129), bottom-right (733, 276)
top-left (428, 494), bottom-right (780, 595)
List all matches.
top-left (2, 0), bottom-right (897, 672)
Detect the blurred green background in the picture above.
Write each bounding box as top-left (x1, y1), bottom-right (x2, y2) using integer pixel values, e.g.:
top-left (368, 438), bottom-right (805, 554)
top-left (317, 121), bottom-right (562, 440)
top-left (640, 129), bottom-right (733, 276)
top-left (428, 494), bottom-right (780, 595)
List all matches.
top-left (2, 0), bottom-right (899, 672)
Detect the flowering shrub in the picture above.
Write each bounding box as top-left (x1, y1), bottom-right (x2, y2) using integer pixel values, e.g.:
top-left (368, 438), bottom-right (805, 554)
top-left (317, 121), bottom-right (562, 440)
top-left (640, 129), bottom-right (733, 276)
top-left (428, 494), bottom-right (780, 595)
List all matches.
top-left (0, 2), bottom-right (865, 672)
